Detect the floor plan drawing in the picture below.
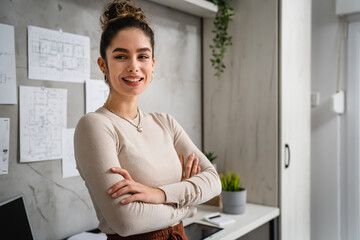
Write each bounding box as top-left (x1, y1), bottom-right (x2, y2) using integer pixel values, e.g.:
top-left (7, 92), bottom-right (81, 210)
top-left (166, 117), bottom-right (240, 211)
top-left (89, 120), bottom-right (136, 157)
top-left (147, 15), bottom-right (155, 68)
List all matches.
top-left (0, 23), bottom-right (17, 104)
top-left (28, 25), bottom-right (90, 83)
top-left (20, 86), bottom-right (67, 162)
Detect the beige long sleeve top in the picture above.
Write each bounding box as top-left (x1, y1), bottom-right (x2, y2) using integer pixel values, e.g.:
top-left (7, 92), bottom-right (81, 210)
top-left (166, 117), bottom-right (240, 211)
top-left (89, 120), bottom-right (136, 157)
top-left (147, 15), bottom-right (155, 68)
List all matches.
top-left (74, 107), bottom-right (221, 236)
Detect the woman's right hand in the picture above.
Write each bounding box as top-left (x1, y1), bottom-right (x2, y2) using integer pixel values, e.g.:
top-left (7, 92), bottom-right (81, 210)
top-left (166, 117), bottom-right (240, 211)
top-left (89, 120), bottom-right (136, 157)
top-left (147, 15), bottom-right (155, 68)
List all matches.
top-left (179, 153), bottom-right (201, 181)
top-left (107, 167), bottom-right (166, 204)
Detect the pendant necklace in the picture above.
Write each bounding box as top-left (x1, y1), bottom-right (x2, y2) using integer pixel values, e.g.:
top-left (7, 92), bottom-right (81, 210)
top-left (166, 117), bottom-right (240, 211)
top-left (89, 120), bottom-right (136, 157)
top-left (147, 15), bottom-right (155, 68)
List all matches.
top-left (104, 104), bottom-right (143, 133)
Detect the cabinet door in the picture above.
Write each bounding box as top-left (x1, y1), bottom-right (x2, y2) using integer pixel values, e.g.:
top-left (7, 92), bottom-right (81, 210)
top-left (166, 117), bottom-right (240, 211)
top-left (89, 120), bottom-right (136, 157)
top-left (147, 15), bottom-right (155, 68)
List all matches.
top-left (280, 0), bottom-right (311, 239)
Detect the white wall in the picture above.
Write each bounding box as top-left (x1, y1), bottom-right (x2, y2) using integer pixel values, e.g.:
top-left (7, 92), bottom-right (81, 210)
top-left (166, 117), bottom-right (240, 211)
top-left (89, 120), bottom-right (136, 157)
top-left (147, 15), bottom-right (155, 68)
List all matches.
top-left (311, 0), bottom-right (342, 239)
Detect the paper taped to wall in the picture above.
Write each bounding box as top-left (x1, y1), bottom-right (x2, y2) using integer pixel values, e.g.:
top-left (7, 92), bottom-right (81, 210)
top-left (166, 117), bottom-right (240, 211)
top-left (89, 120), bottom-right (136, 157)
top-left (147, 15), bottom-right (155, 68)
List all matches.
top-left (28, 25), bottom-right (90, 83)
top-left (62, 128), bottom-right (79, 178)
top-left (0, 23), bottom-right (17, 104)
top-left (86, 79), bottom-right (109, 113)
top-left (0, 118), bottom-right (10, 175)
top-left (20, 86), bottom-right (67, 162)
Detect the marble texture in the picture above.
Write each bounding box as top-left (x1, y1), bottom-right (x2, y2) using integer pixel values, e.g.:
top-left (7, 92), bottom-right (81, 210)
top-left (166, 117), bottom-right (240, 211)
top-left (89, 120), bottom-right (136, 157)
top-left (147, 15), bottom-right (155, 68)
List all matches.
top-left (0, 0), bottom-right (202, 239)
top-left (203, 0), bottom-right (278, 207)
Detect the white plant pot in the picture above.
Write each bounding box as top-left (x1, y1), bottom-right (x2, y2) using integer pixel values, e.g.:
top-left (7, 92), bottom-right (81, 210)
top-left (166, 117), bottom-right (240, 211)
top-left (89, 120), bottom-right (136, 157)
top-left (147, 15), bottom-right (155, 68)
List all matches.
top-left (221, 189), bottom-right (247, 215)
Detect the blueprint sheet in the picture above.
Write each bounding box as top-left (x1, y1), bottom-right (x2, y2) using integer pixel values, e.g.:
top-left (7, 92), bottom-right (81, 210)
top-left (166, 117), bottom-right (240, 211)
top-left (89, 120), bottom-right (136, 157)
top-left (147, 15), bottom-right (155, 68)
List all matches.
top-left (20, 86), bottom-right (67, 162)
top-left (62, 128), bottom-right (79, 178)
top-left (0, 118), bottom-right (10, 175)
top-left (86, 79), bottom-right (109, 113)
top-left (28, 25), bottom-right (90, 83)
top-left (0, 23), bottom-right (17, 104)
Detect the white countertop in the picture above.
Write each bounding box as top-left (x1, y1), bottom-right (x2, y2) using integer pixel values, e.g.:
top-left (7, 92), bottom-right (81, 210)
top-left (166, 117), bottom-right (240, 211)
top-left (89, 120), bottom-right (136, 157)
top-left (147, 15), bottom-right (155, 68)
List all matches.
top-left (183, 203), bottom-right (280, 240)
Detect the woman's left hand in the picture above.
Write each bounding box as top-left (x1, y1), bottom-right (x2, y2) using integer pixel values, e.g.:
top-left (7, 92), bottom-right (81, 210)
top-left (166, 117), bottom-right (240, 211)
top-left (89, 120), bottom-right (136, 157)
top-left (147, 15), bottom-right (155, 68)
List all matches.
top-left (107, 167), bottom-right (166, 205)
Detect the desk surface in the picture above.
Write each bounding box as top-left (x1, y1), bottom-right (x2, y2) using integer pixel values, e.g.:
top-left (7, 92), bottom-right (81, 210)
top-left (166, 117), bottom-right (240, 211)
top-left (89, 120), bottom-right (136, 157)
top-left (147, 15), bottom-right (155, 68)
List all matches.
top-left (183, 203), bottom-right (280, 240)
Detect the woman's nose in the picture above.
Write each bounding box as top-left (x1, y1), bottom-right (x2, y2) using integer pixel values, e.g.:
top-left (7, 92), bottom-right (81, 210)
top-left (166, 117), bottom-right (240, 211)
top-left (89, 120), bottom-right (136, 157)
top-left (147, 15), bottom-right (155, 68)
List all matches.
top-left (127, 58), bottom-right (139, 72)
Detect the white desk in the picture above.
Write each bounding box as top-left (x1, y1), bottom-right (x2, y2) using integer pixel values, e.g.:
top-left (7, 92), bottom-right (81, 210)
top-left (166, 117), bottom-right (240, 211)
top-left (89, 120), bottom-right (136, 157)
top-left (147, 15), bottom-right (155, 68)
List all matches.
top-left (183, 203), bottom-right (280, 240)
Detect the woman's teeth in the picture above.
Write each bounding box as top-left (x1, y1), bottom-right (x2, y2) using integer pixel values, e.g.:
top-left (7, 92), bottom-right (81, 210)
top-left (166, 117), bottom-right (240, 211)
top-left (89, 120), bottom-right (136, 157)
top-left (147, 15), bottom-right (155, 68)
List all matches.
top-left (122, 78), bottom-right (143, 82)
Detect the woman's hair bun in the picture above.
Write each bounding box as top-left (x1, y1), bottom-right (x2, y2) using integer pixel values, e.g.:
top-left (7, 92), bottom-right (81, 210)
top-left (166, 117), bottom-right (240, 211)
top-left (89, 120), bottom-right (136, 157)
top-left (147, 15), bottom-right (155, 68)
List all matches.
top-left (101, 0), bottom-right (149, 30)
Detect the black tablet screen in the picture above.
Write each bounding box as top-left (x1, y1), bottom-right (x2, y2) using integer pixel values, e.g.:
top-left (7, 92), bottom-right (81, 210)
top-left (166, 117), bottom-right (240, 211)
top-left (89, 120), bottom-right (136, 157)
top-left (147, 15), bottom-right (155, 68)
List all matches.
top-left (184, 222), bottom-right (223, 240)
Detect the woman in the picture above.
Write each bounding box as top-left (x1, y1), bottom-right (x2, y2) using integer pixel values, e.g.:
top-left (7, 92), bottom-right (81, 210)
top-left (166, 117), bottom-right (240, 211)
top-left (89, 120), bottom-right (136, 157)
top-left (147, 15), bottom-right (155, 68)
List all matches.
top-left (74, 0), bottom-right (221, 239)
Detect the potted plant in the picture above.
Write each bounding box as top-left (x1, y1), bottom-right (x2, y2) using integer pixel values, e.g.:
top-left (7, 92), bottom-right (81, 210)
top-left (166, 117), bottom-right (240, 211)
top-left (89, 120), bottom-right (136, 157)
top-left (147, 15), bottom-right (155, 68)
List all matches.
top-left (220, 172), bottom-right (246, 214)
top-left (204, 151), bottom-right (217, 170)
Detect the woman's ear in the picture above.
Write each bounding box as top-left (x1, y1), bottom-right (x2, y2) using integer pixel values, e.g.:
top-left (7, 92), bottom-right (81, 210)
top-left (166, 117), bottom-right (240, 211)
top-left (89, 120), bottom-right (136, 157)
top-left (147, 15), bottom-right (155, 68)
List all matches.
top-left (97, 57), bottom-right (107, 74)
top-left (152, 58), bottom-right (155, 69)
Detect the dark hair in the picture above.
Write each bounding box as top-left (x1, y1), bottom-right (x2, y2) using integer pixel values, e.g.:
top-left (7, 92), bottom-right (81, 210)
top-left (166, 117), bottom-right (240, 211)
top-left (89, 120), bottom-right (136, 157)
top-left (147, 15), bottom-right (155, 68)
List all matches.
top-left (100, 0), bottom-right (155, 62)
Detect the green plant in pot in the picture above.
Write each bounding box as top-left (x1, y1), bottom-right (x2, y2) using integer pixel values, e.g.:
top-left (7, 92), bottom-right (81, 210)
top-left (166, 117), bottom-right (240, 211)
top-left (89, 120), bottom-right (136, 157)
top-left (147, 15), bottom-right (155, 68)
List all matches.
top-left (220, 172), bottom-right (246, 214)
top-left (204, 151), bottom-right (218, 170)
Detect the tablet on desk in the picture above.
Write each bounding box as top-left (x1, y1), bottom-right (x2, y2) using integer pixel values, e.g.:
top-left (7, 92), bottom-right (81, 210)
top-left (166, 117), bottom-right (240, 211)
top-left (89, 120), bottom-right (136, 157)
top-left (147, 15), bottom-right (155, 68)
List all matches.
top-left (184, 222), bottom-right (223, 240)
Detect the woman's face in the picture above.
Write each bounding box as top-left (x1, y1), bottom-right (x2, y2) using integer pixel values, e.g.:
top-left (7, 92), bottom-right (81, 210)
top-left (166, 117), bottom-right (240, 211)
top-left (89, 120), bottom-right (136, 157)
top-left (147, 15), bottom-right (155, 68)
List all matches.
top-left (100, 27), bottom-right (155, 99)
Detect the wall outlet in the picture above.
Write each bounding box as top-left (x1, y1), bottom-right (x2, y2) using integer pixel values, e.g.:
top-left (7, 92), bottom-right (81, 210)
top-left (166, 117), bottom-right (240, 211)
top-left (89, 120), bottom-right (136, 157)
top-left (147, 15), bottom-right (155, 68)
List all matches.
top-left (332, 90), bottom-right (345, 114)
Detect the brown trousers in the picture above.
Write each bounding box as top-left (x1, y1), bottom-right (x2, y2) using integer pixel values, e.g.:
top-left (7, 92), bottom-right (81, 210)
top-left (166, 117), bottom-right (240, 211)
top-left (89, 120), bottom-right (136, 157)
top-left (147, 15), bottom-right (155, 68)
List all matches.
top-left (106, 222), bottom-right (189, 240)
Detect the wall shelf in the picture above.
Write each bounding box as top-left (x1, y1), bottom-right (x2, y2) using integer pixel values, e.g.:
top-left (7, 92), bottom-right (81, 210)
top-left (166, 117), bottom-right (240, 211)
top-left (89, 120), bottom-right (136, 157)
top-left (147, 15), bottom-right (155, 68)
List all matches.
top-left (148, 0), bottom-right (217, 18)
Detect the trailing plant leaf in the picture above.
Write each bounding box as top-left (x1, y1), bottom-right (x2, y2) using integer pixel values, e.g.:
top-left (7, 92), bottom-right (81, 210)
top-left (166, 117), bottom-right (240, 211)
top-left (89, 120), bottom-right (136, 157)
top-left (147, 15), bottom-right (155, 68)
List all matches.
top-left (207, 0), bottom-right (234, 80)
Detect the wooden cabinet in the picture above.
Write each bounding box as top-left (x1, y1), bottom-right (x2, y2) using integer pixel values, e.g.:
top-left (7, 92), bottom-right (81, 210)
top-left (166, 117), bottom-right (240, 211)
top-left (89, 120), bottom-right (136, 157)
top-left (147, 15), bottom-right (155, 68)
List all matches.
top-left (203, 0), bottom-right (310, 239)
top-left (279, 0), bottom-right (311, 239)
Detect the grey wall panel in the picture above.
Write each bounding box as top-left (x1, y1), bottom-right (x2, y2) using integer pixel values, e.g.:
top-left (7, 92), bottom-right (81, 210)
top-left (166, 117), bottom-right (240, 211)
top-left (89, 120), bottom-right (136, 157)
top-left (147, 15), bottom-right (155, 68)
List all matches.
top-left (203, 0), bottom-right (278, 207)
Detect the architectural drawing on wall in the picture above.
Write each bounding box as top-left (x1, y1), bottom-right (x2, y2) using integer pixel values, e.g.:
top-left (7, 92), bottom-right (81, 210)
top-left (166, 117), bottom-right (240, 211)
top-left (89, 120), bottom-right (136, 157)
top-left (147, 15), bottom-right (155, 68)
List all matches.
top-left (0, 23), bottom-right (17, 104)
top-left (86, 79), bottom-right (109, 113)
top-left (62, 128), bottom-right (79, 178)
top-left (20, 86), bottom-right (67, 162)
top-left (0, 118), bottom-right (10, 175)
top-left (28, 25), bottom-right (90, 83)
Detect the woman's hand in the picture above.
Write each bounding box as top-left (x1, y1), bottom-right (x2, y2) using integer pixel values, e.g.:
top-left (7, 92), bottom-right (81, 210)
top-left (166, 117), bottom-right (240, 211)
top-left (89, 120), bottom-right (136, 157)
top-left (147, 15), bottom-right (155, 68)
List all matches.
top-left (179, 153), bottom-right (201, 181)
top-left (107, 167), bottom-right (166, 204)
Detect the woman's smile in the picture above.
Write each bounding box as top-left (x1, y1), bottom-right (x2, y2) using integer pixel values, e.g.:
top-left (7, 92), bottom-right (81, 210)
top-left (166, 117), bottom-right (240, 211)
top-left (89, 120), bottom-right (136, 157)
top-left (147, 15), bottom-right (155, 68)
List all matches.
top-left (122, 75), bottom-right (144, 86)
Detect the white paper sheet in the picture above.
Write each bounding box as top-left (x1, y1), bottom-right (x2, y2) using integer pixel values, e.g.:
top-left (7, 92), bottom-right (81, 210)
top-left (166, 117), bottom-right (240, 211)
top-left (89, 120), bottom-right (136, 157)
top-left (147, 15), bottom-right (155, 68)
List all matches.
top-left (0, 118), bottom-right (10, 175)
top-left (0, 23), bottom-right (17, 104)
top-left (28, 25), bottom-right (90, 83)
top-left (20, 86), bottom-right (67, 162)
top-left (68, 232), bottom-right (106, 240)
top-left (62, 128), bottom-right (79, 178)
top-left (86, 79), bottom-right (109, 113)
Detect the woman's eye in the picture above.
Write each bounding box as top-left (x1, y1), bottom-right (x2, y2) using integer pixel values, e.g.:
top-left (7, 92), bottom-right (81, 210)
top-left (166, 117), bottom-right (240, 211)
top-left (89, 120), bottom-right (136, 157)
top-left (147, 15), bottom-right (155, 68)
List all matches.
top-left (114, 55), bottom-right (126, 59)
top-left (138, 55), bottom-right (149, 59)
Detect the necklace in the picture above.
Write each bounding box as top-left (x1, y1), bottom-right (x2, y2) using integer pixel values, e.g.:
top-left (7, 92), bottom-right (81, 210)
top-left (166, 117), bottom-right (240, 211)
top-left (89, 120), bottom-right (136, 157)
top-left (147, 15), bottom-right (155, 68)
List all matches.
top-left (104, 104), bottom-right (143, 133)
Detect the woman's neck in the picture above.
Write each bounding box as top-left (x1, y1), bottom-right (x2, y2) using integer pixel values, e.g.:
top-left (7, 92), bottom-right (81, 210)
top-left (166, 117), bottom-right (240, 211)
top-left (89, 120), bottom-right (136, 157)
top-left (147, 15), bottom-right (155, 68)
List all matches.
top-left (104, 94), bottom-right (139, 119)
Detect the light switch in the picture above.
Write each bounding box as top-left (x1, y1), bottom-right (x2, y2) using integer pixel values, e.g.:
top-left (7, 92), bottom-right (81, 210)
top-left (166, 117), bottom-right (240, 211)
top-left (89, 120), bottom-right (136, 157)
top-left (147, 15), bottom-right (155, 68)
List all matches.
top-left (311, 92), bottom-right (320, 107)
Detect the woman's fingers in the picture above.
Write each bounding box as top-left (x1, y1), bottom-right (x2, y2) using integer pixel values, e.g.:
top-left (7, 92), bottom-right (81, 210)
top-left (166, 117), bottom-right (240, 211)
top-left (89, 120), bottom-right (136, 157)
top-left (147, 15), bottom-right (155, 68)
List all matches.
top-left (111, 167), bottom-right (133, 180)
top-left (108, 167), bottom-right (134, 196)
top-left (179, 155), bottom-right (184, 175)
top-left (190, 158), bottom-right (199, 177)
top-left (184, 153), bottom-right (195, 179)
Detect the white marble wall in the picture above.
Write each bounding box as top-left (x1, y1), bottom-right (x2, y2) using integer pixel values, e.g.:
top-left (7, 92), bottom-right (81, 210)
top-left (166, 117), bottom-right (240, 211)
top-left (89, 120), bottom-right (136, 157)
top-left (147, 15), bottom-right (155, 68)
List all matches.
top-left (0, 0), bottom-right (202, 239)
top-left (203, 0), bottom-right (278, 206)
top-left (139, 1), bottom-right (202, 147)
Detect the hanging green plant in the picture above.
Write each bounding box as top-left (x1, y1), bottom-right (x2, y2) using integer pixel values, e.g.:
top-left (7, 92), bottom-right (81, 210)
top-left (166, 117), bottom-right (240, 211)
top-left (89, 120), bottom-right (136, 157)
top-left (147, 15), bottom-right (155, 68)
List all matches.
top-left (207, 0), bottom-right (234, 80)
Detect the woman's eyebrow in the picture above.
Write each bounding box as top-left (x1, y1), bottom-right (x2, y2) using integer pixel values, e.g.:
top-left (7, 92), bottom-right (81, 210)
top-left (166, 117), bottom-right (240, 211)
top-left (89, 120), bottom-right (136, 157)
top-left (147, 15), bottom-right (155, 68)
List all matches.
top-left (137, 47), bottom-right (151, 53)
top-left (112, 47), bottom-right (151, 53)
top-left (112, 48), bottom-right (128, 53)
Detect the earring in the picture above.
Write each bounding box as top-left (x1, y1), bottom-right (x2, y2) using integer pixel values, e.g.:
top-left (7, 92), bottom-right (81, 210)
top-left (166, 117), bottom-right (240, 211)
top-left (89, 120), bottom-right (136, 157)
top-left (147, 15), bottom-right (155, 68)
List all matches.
top-left (104, 75), bottom-right (108, 83)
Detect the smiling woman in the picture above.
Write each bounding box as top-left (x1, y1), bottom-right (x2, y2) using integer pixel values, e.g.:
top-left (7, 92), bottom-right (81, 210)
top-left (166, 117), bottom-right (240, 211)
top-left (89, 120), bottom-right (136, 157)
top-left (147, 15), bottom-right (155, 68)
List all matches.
top-left (73, 0), bottom-right (221, 239)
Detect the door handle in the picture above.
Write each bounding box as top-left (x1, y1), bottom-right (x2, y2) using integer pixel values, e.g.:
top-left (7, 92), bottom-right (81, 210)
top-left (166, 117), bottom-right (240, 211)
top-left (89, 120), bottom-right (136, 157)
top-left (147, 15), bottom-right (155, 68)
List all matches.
top-left (285, 144), bottom-right (291, 168)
